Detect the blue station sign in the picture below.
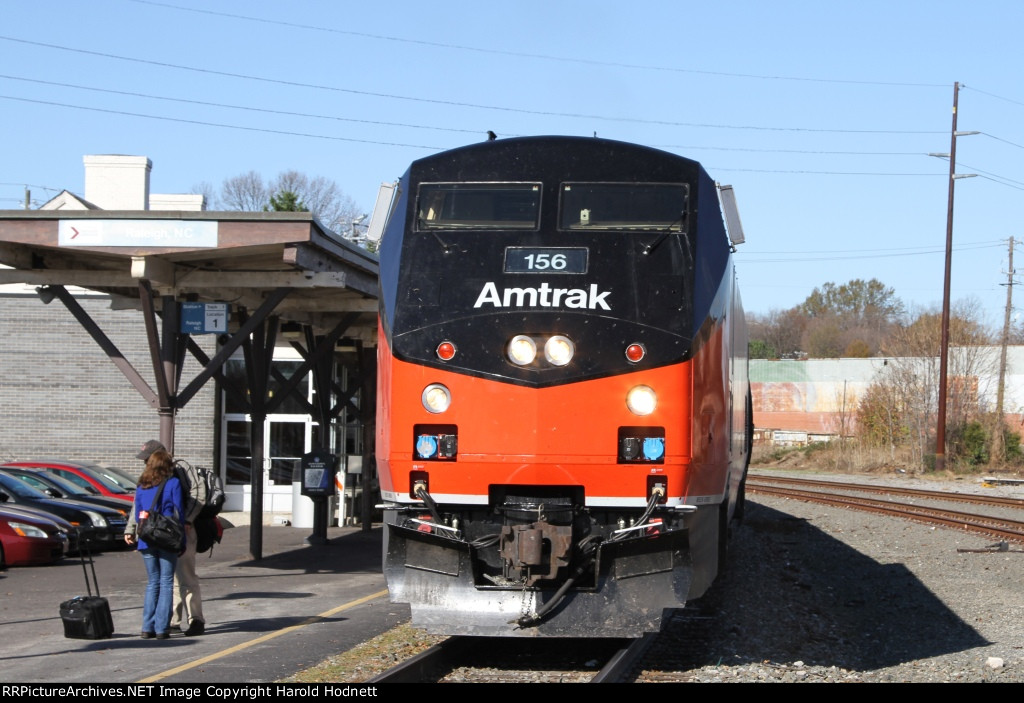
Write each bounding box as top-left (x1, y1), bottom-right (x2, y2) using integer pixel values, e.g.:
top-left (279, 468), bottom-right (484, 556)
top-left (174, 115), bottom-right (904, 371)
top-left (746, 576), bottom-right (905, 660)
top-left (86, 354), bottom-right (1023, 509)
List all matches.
top-left (180, 302), bottom-right (229, 334)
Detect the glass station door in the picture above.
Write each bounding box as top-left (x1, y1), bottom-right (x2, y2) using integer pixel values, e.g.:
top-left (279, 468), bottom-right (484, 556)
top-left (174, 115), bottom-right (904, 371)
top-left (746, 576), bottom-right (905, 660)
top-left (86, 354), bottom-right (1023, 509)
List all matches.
top-left (221, 354), bottom-right (315, 512)
top-left (218, 346), bottom-right (367, 518)
top-left (268, 417), bottom-right (310, 487)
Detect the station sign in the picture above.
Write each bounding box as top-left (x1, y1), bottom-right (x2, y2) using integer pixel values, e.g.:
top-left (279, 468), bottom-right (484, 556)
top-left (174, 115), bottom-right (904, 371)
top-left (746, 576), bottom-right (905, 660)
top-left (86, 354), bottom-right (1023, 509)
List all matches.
top-left (58, 220), bottom-right (219, 248)
top-left (180, 302), bottom-right (228, 334)
top-left (300, 450), bottom-right (337, 498)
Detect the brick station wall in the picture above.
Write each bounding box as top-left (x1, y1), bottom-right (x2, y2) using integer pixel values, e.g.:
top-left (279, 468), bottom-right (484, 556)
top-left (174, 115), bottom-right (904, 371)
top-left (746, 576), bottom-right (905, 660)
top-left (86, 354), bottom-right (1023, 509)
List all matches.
top-left (0, 292), bottom-right (217, 478)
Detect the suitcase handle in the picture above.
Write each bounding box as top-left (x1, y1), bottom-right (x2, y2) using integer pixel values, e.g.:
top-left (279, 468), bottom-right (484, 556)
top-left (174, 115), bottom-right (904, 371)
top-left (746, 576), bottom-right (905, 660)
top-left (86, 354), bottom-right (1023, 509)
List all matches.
top-left (78, 533), bottom-right (102, 598)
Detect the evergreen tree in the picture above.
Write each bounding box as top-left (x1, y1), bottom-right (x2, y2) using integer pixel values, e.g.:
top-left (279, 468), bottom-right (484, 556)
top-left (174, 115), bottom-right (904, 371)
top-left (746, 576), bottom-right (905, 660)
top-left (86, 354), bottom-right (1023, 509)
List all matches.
top-left (267, 189), bottom-right (307, 212)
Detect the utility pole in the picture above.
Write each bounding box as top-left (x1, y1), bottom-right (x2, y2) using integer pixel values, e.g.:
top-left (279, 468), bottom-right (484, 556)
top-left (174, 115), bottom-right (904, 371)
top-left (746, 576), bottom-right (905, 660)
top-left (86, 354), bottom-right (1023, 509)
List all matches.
top-left (993, 237), bottom-right (1015, 463)
top-left (934, 82), bottom-right (978, 471)
top-left (935, 82), bottom-right (960, 473)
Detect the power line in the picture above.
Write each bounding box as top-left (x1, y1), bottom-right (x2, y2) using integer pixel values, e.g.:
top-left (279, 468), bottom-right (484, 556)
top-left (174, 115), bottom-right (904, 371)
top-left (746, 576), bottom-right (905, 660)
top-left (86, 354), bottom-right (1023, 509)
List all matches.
top-left (129, 0), bottom-right (949, 89)
top-left (0, 94), bottom-right (443, 150)
top-left (0, 90), bottom-right (957, 175)
top-left (0, 73), bottom-right (493, 138)
top-left (742, 241), bottom-right (1003, 264)
top-left (712, 167), bottom-right (943, 176)
top-left (654, 144), bottom-right (927, 156)
top-left (0, 74), bottom-right (955, 160)
top-left (0, 181), bottom-right (62, 192)
top-left (964, 85), bottom-right (1024, 110)
top-left (955, 164), bottom-right (1024, 191)
top-left (0, 86), bottom-right (1009, 180)
top-left (0, 35), bottom-right (947, 134)
top-left (745, 240), bottom-right (1004, 255)
top-left (979, 131), bottom-right (1024, 150)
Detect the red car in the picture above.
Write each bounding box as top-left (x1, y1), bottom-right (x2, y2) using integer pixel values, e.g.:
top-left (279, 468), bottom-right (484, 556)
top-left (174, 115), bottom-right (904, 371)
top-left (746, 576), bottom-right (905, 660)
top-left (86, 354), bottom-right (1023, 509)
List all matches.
top-left (0, 505), bottom-right (68, 567)
top-left (2, 460), bottom-right (135, 503)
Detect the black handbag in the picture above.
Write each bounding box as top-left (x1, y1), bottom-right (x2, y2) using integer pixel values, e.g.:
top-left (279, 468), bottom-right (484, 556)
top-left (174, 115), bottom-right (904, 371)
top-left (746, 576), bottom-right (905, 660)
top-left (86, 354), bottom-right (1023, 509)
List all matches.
top-left (137, 479), bottom-right (184, 552)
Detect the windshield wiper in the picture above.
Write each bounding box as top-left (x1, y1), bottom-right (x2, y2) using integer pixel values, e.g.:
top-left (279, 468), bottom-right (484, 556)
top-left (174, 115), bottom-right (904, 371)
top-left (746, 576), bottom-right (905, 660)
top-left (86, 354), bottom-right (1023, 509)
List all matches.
top-left (641, 214), bottom-right (685, 256)
top-left (421, 222), bottom-right (459, 254)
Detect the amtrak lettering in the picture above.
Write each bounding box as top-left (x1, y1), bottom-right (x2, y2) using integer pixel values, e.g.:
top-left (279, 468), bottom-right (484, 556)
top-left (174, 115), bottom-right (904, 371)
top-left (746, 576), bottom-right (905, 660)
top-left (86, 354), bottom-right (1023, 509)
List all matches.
top-left (472, 282), bottom-right (612, 310)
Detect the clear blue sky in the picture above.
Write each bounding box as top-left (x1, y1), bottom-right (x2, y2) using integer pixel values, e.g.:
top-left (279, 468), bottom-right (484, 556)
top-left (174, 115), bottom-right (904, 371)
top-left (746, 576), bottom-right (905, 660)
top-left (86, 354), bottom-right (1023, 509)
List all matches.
top-left (3, 1), bottom-right (1022, 325)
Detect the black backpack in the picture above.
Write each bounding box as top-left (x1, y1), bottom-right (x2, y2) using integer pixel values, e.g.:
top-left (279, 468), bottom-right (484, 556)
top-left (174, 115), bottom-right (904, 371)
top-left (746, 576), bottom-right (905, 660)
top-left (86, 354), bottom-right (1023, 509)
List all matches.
top-left (194, 515), bottom-right (224, 554)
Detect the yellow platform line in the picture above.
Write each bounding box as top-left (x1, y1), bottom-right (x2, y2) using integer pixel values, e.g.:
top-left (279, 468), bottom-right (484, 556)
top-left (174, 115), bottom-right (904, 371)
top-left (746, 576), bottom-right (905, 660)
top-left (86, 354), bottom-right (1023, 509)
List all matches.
top-left (137, 589), bottom-right (390, 683)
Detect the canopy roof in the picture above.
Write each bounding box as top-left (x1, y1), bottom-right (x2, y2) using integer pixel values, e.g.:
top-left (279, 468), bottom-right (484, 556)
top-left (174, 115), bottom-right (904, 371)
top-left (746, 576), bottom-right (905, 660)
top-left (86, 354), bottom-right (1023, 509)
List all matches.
top-left (0, 210), bottom-right (379, 339)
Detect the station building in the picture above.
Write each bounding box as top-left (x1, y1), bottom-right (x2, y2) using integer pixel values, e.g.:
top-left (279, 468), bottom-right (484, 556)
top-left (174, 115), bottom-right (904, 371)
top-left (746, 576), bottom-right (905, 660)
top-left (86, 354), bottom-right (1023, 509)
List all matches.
top-left (0, 155), bottom-right (378, 535)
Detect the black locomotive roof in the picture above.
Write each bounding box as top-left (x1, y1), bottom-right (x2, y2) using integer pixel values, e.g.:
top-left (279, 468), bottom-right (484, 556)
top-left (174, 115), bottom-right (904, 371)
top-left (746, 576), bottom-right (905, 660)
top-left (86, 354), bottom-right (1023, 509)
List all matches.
top-left (410, 136), bottom-right (708, 184)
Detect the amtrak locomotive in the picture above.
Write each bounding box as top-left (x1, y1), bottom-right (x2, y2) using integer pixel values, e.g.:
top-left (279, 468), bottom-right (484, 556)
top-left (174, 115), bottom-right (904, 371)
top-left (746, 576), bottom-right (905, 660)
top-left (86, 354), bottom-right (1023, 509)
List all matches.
top-left (375, 136), bottom-right (751, 637)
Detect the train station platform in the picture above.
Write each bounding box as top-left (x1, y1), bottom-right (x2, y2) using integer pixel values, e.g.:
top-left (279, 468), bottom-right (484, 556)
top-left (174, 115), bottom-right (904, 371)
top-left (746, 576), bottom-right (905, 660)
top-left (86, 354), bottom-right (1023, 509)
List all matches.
top-left (0, 522), bottom-right (402, 684)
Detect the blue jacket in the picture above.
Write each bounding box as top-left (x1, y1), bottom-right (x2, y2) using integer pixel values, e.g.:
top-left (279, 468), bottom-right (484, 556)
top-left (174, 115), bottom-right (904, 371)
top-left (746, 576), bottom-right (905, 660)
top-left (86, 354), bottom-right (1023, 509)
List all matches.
top-left (133, 476), bottom-right (185, 551)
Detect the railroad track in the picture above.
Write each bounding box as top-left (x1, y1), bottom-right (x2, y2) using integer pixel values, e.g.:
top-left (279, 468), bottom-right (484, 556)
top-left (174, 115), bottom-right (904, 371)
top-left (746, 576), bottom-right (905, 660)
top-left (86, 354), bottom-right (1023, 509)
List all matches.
top-left (747, 475), bottom-right (1024, 545)
top-left (366, 633), bottom-right (656, 683)
top-left (363, 476), bottom-right (1021, 683)
top-left (748, 473), bottom-right (1024, 509)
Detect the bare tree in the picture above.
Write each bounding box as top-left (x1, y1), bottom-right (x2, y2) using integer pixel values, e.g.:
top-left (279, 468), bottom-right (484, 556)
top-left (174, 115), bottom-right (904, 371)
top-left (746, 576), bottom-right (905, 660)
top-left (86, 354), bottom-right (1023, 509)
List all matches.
top-left (190, 181), bottom-right (218, 210)
top-left (221, 171), bottom-right (268, 211)
top-left (857, 375), bottom-right (907, 463)
top-left (859, 299), bottom-right (996, 470)
top-left (269, 171), bottom-right (361, 230)
top-left (749, 307), bottom-right (807, 359)
top-left (803, 315), bottom-right (844, 358)
top-left (213, 169), bottom-right (363, 234)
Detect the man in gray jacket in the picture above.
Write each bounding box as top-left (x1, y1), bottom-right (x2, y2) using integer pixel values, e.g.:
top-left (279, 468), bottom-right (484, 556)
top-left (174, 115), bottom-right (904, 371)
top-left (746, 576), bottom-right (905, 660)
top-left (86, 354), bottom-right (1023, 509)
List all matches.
top-left (136, 439), bottom-right (207, 636)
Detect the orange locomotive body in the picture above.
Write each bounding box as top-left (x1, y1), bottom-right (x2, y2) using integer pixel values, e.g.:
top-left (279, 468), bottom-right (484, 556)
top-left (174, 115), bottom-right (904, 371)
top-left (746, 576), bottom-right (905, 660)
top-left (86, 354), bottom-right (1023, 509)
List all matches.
top-left (376, 136), bottom-right (751, 637)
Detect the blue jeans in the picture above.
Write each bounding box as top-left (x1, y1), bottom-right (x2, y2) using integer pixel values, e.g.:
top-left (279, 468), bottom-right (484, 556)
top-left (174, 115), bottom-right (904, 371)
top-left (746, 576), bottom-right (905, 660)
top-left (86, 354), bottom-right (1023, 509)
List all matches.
top-left (141, 547), bottom-right (178, 635)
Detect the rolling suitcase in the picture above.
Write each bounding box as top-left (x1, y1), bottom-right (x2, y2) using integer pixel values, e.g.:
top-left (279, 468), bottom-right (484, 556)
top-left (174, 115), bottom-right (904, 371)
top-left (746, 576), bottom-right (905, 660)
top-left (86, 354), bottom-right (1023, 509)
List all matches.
top-left (60, 539), bottom-right (114, 639)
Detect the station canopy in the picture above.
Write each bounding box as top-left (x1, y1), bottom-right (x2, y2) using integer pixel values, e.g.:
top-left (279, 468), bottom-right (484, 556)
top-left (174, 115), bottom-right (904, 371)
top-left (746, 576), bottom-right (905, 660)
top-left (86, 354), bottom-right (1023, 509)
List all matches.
top-left (0, 210), bottom-right (379, 339)
top-left (0, 210), bottom-right (381, 555)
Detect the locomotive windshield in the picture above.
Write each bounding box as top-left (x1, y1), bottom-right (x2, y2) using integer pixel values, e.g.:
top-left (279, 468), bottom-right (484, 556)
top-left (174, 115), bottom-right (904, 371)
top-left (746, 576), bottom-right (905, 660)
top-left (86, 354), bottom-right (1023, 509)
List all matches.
top-left (559, 183), bottom-right (688, 231)
top-left (416, 183), bottom-right (541, 230)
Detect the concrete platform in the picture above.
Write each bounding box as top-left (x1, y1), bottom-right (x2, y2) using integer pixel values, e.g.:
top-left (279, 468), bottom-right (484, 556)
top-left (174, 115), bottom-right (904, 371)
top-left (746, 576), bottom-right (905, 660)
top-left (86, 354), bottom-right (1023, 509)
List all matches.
top-left (0, 522), bottom-right (403, 683)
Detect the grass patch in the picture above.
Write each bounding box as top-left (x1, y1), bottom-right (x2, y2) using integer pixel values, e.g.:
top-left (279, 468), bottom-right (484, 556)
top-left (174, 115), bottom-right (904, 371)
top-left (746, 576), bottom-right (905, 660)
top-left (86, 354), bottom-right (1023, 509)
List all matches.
top-left (279, 622), bottom-right (446, 683)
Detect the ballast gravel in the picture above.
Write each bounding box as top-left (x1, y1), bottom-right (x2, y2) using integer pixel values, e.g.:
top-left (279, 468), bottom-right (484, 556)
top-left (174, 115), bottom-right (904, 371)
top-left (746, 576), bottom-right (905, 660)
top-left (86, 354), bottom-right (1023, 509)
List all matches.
top-left (291, 470), bottom-right (1023, 683)
top-left (655, 471), bottom-right (1024, 683)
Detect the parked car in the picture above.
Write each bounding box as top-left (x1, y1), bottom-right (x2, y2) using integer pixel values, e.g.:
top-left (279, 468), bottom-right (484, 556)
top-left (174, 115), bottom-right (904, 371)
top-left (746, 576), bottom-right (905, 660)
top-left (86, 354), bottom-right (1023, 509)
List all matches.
top-left (0, 472), bottom-right (128, 549)
top-left (0, 505), bottom-right (68, 567)
top-left (0, 503), bottom-right (80, 556)
top-left (0, 466), bottom-right (134, 515)
top-left (91, 463), bottom-right (139, 490)
top-left (2, 460), bottom-right (135, 503)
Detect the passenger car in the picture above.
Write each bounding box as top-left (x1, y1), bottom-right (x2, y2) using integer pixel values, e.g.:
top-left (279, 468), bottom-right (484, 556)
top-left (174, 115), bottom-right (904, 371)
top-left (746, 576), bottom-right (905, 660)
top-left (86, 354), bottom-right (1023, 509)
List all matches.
top-left (2, 460), bottom-right (135, 503)
top-left (0, 472), bottom-right (128, 548)
top-left (0, 505), bottom-right (68, 567)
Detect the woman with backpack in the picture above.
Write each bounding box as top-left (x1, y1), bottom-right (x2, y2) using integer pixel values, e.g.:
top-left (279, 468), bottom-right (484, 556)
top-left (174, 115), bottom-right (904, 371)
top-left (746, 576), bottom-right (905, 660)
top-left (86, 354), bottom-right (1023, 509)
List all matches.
top-left (124, 447), bottom-right (184, 640)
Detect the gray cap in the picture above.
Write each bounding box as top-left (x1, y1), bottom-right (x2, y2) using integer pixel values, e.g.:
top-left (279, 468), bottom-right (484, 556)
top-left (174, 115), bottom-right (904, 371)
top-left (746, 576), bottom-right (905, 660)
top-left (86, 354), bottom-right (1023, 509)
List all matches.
top-left (136, 439), bottom-right (167, 461)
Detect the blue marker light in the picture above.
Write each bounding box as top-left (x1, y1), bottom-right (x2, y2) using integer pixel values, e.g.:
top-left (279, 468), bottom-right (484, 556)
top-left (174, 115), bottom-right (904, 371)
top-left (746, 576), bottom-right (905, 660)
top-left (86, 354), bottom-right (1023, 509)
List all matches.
top-left (642, 437), bottom-right (665, 461)
top-left (416, 435), bottom-right (438, 459)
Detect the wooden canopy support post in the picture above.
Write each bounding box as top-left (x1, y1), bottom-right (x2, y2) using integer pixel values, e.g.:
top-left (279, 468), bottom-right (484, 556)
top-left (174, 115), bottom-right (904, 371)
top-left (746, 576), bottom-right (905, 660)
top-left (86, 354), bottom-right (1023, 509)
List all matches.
top-left (358, 340), bottom-right (377, 532)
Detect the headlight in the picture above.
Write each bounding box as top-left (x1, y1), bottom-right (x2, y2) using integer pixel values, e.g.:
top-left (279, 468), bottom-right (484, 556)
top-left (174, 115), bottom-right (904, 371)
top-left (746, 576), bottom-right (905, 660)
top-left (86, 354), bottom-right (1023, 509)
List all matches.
top-left (507, 335), bottom-right (537, 366)
top-left (421, 384), bottom-right (451, 413)
top-left (626, 385), bottom-right (657, 416)
top-left (9, 521), bottom-right (48, 539)
top-left (544, 336), bottom-right (575, 366)
top-left (83, 511), bottom-right (107, 527)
